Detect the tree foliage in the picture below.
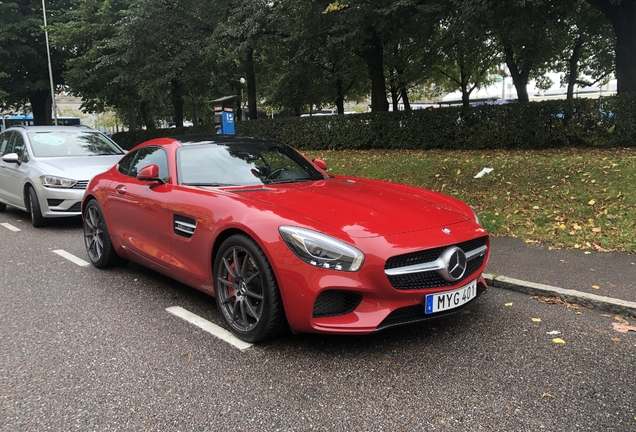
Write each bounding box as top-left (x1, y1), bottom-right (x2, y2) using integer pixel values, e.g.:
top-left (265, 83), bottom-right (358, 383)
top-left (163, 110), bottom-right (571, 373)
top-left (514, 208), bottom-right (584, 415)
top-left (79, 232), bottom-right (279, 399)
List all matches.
top-left (0, 0), bottom-right (629, 126)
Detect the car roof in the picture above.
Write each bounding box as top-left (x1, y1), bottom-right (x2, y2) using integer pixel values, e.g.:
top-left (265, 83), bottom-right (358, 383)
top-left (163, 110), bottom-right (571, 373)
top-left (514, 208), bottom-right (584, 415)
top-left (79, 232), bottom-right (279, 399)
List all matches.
top-left (171, 135), bottom-right (280, 146)
top-left (5, 125), bottom-right (98, 133)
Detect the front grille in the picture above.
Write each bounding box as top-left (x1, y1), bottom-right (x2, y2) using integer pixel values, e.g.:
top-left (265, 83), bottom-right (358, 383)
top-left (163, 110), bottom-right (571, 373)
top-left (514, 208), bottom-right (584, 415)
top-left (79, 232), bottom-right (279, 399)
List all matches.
top-left (72, 180), bottom-right (89, 190)
top-left (313, 290), bottom-right (362, 318)
top-left (385, 236), bottom-right (488, 290)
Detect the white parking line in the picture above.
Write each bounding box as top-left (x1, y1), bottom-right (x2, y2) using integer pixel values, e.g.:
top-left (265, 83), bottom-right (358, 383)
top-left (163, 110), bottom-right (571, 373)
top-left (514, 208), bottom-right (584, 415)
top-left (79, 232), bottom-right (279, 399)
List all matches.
top-left (1, 223), bottom-right (21, 232)
top-left (52, 249), bottom-right (90, 267)
top-left (166, 306), bottom-right (253, 351)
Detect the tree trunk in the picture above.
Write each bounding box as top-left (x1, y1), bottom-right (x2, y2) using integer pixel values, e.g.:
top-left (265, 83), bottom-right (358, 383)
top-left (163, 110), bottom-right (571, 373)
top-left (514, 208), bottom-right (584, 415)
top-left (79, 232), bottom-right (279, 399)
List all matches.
top-left (246, 47), bottom-right (258, 120)
top-left (30, 90), bottom-right (50, 125)
top-left (335, 79), bottom-right (345, 115)
top-left (567, 37), bottom-right (584, 100)
top-left (358, 30), bottom-right (389, 112)
top-left (126, 95), bottom-right (137, 131)
top-left (190, 97), bottom-right (198, 126)
top-left (171, 80), bottom-right (184, 128)
top-left (503, 45), bottom-right (531, 103)
top-left (140, 101), bottom-right (156, 130)
top-left (587, 0), bottom-right (636, 94)
top-left (461, 83), bottom-right (471, 108)
top-left (391, 85), bottom-right (400, 111)
top-left (401, 86), bottom-right (411, 111)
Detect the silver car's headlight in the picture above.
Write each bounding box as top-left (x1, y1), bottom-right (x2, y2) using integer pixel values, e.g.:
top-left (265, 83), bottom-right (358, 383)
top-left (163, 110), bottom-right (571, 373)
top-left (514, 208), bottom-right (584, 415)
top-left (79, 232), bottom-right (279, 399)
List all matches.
top-left (40, 175), bottom-right (78, 188)
top-left (279, 226), bottom-right (364, 272)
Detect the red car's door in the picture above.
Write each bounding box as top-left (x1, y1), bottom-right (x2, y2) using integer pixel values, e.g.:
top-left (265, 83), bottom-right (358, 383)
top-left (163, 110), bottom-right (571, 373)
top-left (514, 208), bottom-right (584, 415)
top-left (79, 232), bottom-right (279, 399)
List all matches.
top-left (106, 146), bottom-right (173, 270)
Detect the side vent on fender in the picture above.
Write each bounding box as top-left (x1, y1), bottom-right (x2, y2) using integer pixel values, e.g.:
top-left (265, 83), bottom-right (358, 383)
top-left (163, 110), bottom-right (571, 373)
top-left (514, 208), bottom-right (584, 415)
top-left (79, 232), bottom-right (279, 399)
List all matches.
top-left (174, 215), bottom-right (196, 238)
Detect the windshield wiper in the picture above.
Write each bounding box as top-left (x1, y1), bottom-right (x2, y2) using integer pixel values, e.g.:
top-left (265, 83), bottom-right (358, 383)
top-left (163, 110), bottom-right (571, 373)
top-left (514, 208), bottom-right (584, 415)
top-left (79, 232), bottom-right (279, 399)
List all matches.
top-left (262, 178), bottom-right (314, 184)
top-left (181, 182), bottom-right (236, 187)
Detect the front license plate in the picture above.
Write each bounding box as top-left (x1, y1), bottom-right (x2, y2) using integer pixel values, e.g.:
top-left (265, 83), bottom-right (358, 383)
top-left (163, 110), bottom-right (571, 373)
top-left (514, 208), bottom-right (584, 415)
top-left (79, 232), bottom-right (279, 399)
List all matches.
top-left (425, 279), bottom-right (477, 314)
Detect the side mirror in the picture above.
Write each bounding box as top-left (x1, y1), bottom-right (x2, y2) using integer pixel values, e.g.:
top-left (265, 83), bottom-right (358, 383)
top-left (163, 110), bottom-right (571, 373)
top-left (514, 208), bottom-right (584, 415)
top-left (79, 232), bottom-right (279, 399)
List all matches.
top-left (137, 164), bottom-right (165, 184)
top-left (2, 153), bottom-right (20, 164)
top-left (313, 158), bottom-right (328, 171)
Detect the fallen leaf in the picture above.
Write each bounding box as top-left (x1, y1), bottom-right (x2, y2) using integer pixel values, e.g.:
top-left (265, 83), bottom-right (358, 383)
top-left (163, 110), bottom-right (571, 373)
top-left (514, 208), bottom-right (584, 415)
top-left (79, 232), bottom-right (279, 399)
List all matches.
top-left (531, 318), bottom-right (542, 323)
top-left (592, 285), bottom-right (600, 289)
top-left (541, 393), bottom-right (552, 399)
top-left (552, 338), bottom-right (566, 344)
top-left (611, 337), bottom-right (621, 342)
top-left (575, 311), bottom-right (583, 315)
top-left (612, 322), bottom-right (636, 333)
top-left (588, 199), bottom-right (596, 205)
top-left (615, 316), bottom-right (629, 325)
top-left (505, 302), bottom-right (513, 307)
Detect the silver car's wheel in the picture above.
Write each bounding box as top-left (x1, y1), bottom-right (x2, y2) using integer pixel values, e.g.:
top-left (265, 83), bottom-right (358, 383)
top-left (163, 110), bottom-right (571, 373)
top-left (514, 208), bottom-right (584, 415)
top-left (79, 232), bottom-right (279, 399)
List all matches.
top-left (27, 186), bottom-right (47, 227)
top-left (214, 235), bottom-right (285, 342)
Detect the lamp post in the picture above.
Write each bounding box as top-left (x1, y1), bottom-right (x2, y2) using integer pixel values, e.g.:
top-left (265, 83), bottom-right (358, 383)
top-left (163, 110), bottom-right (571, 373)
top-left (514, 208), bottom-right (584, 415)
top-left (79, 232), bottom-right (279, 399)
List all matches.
top-left (239, 77), bottom-right (245, 120)
top-left (41, 0), bottom-right (57, 125)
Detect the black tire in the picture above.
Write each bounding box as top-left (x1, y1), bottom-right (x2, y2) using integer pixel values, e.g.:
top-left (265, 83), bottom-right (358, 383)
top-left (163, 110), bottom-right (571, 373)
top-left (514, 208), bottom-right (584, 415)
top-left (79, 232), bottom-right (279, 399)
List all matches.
top-left (83, 199), bottom-right (124, 268)
top-left (214, 234), bottom-right (286, 343)
top-left (0, 202), bottom-right (6, 212)
top-left (27, 186), bottom-right (47, 227)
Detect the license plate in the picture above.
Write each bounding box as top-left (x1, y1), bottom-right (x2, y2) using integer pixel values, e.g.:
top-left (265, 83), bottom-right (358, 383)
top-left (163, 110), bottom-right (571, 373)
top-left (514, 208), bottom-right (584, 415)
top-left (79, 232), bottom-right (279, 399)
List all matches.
top-left (425, 279), bottom-right (477, 314)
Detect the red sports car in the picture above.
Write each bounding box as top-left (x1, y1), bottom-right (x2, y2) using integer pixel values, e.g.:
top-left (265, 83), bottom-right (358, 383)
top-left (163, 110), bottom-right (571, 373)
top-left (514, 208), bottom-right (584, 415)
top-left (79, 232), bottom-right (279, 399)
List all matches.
top-left (82, 135), bottom-right (490, 342)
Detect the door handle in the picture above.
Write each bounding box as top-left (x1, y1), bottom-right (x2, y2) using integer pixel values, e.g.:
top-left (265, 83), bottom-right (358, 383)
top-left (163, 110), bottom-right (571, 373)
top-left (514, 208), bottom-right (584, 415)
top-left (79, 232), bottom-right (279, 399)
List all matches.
top-left (115, 185), bottom-right (127, 194)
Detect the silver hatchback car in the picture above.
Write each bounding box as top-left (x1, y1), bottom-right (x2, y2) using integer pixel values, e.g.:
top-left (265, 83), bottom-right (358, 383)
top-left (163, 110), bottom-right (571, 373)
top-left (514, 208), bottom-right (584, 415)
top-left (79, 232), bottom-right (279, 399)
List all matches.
top-left (0, 125), bottom-right (125, 227)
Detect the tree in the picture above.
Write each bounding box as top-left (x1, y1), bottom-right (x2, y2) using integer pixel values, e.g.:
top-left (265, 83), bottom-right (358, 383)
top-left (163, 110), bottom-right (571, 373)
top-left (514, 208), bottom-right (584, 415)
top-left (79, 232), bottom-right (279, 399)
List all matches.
top-left (322, 0), bottom-right (425, 112)
top-left (260, 0), bottom-right (368, 115)
top-left (556, 1), bottom-right (614, 99)
top-left (52, 0), bottom-right (134, 126)
top-left (431, 1), bottom-right (500, 107)
top-left (483, 0), bottom-right (573, 103)
top-left (586, 0), bottom-right (636, 94)
top-left (0, 0), bottom-right (73, 124)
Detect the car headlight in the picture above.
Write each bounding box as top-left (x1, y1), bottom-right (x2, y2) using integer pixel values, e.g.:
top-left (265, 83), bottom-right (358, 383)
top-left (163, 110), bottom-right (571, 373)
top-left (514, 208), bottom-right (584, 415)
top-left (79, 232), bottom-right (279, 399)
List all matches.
top-left (471, 207), bottom-right (482, 226)
top-left (40, 175), bottom-right (78, 188)
top-left (279, 226), bottom-right (364, 272)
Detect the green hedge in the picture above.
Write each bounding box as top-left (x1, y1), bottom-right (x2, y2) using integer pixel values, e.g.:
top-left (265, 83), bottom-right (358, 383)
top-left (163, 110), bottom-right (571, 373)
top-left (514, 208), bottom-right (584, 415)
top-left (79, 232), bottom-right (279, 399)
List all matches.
top-left (111, 95), bottom-right (635, 151)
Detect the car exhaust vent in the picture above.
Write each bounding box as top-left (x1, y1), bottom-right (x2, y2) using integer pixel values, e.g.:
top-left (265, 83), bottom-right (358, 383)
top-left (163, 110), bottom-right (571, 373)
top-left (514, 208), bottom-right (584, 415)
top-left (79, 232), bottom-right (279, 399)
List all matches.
top-left (174, 215), bottom-right (196, 238)
top-left (313, 291), bottom-right (362, 318)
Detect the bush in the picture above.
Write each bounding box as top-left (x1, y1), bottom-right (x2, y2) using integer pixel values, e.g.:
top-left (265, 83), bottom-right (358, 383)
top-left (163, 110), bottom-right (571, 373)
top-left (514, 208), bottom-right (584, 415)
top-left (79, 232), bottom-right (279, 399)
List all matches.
top-left (110, 95), bottom-right (635, 151)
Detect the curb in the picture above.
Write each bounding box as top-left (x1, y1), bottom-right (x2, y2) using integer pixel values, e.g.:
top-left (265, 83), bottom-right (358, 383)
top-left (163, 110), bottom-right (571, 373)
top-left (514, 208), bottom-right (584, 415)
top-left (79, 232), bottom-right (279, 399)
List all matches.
top-left (484, 273), bottom-right (636, 317)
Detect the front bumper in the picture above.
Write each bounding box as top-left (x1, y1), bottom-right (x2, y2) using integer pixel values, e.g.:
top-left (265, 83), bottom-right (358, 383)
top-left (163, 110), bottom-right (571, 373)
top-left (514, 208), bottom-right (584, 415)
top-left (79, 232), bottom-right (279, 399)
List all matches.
top-left (272, 222), bottom-right (490, 335)
top-left (34, 183), bottom-right (85, 217)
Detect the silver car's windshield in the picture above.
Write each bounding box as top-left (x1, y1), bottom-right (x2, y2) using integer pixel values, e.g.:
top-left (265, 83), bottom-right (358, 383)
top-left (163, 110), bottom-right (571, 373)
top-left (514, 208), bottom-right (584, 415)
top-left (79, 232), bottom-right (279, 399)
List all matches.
top-left (28, 131), bottom-right (124, 157)
top-left (177, 142), bottom-right (326, 186)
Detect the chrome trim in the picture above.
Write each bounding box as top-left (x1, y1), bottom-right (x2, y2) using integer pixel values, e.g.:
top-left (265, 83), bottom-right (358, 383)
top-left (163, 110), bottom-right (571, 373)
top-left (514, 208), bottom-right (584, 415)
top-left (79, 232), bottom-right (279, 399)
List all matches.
top-left (174, 221), bottom-right (196, 235)
top-left (385, 245), bottom-right (487, 276)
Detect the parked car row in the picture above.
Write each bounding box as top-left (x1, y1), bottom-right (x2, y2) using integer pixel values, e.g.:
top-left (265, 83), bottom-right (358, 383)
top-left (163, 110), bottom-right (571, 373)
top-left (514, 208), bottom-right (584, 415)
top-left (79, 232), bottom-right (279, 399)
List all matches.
top-left (0, 126), bottom-right (490, 342)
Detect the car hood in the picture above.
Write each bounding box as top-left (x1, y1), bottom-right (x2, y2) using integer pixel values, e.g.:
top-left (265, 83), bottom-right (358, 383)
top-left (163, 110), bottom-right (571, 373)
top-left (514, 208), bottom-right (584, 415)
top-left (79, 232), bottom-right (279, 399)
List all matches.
top-left (227, 177), bottom-right (472, 238)
top-left (36, 155), bottom-right (123, 180)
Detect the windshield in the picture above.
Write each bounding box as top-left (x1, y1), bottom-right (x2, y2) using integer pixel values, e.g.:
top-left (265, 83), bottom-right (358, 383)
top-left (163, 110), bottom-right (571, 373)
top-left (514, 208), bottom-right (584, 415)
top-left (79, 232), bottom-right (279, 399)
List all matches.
top-left (177, 141), bottom-right (326, 186)
top-left (28, 131), bottom-right (124, 157)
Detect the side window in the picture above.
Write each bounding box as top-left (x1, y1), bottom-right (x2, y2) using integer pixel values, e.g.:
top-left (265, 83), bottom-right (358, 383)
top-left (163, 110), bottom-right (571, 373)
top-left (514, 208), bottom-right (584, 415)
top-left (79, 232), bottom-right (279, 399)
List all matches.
top-left (118, 147), bottom-right (169, 182)
top-left (0, 132), bottom-right (13, 155)
top-left (118, 150), bottom-right (137, 176)
top-left (12, 134), bottom-right (27, 161)
top-left (130, 147), bottom-right (169, 182)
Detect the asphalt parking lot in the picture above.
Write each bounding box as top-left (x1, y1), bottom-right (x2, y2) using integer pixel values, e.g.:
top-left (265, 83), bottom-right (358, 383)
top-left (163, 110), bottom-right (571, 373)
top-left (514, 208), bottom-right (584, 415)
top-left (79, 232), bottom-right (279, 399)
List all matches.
top-left (1, 208), bottom-right (635, 431)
